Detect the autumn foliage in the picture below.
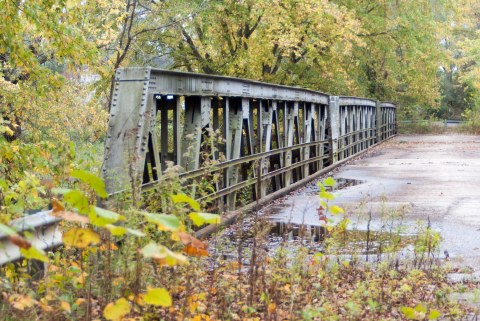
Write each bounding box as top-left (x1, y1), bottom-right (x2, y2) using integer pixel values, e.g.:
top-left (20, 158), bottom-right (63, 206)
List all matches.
top-left (1, 0), bottom-right (480, 320)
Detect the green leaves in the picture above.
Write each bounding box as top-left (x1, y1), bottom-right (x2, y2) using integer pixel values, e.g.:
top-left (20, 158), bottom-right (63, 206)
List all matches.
top-left (315, 177), bottom-right (345, 223)
top-left (323, 177), bottom-right (336, 187)
top-left (319, 191), bottom-right (334, 201)
top-left (329, 205), bottom-right (344, 215)
top-left (20, 246), bottom-right (49, 263)
top-left (144, 288), bottom-right (172, 307)
top-left (171, 193), bottom-right (200, 211)
top-left (64, 190), bottom-right (89, 214)
top-left (401, 304), bottom-right (440, 320)
top-left (170, 194), bottom-right (220, 227)
top-left (0, 224), bottom-right (16, 236)
top-left (89, 207), bottom-right (125, 227)
top-left (189, 212), bottom-right (221, 227)
top-left (144, 213), bottom-right (180, 231)
top-left (71, 170), bottom-right (108, 198)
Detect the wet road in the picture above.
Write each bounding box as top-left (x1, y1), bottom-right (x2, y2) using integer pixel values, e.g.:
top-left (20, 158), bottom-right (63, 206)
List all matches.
top-left (264, 134), bottom-right (480, 275)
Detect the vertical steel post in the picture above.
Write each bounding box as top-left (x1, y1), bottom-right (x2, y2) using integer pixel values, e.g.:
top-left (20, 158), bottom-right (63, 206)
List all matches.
top-left (103, 67), bottom-right (153, 193)
top-left (303, 103), bottom-right (313, 177)
top-left (260, 100), bottom-right (273, 198)
top-left (226, 98), bottom-right (243, 208)
top-left (284, 101), bottom-right (296, 186)
top-left (376, 101), bottom-right (382, 143)
top-left (181, 97), bottom-right (211, 171)
top-left (328, 96), bottom-right (340, 164)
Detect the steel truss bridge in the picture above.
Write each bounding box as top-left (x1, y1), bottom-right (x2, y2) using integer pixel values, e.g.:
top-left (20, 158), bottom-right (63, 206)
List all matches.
top-left (103, 68), bottom-right (396, 210)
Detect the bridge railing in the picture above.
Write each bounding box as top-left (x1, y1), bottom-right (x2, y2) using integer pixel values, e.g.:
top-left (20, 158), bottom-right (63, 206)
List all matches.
top-left (103, 68), bottom-right (396, 210)
top-left (0, 211), bottom-right (61, 265)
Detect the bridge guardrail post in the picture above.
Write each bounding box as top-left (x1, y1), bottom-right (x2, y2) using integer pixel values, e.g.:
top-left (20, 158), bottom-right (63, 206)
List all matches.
top-left (328, 96), bottom-right (340, 164)
top-left (376, 100), bottom-right (382, 143)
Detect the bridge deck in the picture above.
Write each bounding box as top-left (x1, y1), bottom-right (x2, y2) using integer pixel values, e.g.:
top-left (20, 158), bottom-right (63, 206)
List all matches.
top-left (265, 134), bottom-right (480, 276)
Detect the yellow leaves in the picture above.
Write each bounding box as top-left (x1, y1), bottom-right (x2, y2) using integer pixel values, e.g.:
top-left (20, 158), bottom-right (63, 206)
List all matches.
top-left (105, 224), bottom-right (127, 236)
top-left (189, 212), bottom-right (221, 227)
top-left (171, 193), bottom-right (201, 211)
top-left (187, 293), bottom-right (207, 314)
top-left (103, 297), bottom-right (131, 321)
top-left (20, 246), bottom-right (49, 263)
top-left (8, 294), bottom-right (37, 311)
top-left (128, 293), bottom-right (145, 306)
top-left (329, 205), bottom-right (344, 215)
top-left (140, 242), bottom-right (188, 266)
top-left (192, 314), bottom-right (211, 321)
top-left (319, 191), bottom-right (334, 201)
top-left (144, 288), bottom-right (172, 307)
top-left (62, 228), bottom-right (100, 248)
top-left (60, 301), bottom-right (71, 313)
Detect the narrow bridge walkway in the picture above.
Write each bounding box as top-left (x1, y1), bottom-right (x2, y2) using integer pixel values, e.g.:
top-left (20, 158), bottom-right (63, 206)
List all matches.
top-left (265, 134), bottom-right (480, 276)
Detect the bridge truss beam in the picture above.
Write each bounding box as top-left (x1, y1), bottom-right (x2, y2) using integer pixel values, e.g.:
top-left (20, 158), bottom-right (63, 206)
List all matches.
top-left (103, 68), bottom-right (396, 210)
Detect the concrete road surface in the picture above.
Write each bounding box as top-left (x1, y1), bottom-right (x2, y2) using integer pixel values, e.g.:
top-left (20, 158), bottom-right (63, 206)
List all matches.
top-left (265, 134), bottom-right (480, 277)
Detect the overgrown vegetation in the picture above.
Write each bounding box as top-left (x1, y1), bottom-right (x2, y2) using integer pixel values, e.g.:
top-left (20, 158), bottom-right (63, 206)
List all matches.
top-left (1, 168), bottom-right (476, 320)
top-left (396, 120), bottom-right (446, 135)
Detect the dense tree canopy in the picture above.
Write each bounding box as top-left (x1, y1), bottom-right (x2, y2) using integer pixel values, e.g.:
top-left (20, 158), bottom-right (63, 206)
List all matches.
top-left (1, 0), bottom-right (478, 124)
top-left (160, 0), bottom-right (457, 108)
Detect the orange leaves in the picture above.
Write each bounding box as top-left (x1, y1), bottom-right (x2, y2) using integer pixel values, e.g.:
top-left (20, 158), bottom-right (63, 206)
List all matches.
top-left (52, 198), bottom-right (64, 212)
top-left (177, 232), bottom-right (209, 257)
top-left (50, 198), bottom-right (89, 224)
top-left (268, 302), bottom-right (276, 314)
top-left (9, 234), bottom-right (31, 249)
top-left (184, 244), bottom-right (209, 257)
top-left (1, 222), bottom-right (32, 251)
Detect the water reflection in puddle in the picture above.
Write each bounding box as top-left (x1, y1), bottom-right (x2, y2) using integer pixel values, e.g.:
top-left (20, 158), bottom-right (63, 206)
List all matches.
top-left (268, 221), bottom-right (415, 256)
top-left (335, 178), bottom-right (366, 190)
top-left (303, 177), bottom-right (366, 195)
top-left (260, 177), bottom-right (416, 257)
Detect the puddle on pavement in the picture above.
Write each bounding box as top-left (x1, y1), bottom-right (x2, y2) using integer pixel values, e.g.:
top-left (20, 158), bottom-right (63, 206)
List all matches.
top-left (335, 178), bottom-right (366, 190)
top-left (269, 221), bottom-right (415, 255)
top-left (304, 177), bottom-right (366, 195)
